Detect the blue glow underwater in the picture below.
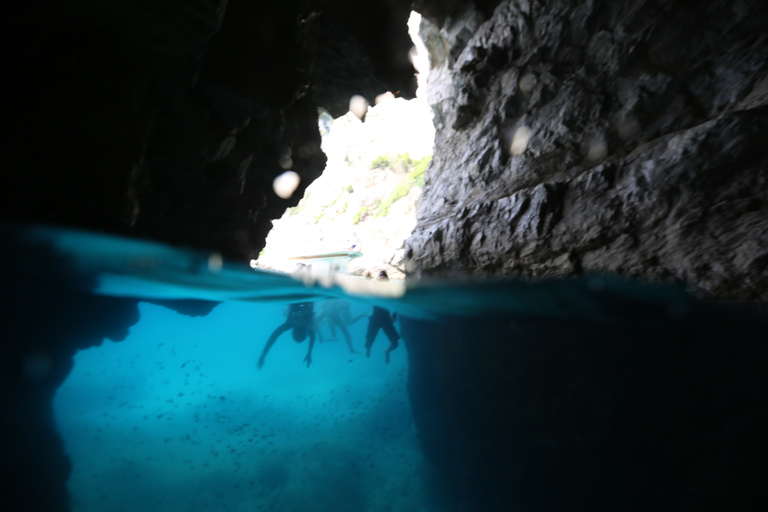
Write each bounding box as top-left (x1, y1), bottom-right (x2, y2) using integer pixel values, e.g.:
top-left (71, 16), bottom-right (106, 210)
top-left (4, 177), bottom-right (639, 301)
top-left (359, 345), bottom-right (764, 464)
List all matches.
top-left (54, 300), bottom-right (421, 512)
top-left (4, 223), bottom-right (767, 512)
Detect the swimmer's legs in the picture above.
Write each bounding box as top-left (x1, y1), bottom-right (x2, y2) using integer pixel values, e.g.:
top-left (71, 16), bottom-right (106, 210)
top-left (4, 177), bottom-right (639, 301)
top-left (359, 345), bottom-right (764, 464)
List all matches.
top-left (334, 317), bottom-right (358, 353)
top-left (365, 320), bottom-right (379, 358)
top-left (329, 320), bottom-right (338, 337)
top-left (326, 317), bottom-right (338, 341)
top-left (382, 322), bottom-right (400, 364)
top-left (365, 336), bottom-right (373, 358)
top-left (364, 316), bottom-right (399, 361)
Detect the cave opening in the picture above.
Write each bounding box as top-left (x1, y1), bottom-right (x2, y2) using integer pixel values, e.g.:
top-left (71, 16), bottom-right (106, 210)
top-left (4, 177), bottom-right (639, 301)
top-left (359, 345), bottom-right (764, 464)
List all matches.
top-left (258, 12), bottom-right (435, 279)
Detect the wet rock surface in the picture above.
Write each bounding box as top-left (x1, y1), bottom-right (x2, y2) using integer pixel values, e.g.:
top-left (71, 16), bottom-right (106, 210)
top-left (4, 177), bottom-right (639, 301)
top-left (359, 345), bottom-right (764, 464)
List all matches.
top-left (406, 0), bottom-right (768, 300)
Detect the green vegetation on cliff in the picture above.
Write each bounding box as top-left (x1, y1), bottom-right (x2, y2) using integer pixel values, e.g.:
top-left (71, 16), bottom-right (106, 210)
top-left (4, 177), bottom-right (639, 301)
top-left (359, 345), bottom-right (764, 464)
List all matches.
top-left (369, 153), bottom-right (431, 218)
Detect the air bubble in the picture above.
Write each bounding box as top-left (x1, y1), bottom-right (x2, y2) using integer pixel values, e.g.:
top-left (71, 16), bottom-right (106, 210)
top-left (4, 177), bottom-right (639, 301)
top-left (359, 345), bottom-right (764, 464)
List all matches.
top-left (208, 253), bottom-right (223, 273)
top-left (587, 135), bottom-right (607, 162)
top-left (273, 170), bottom-right (301, 199)
top-left (509, 126), bottom-right (532, 156)
top-left (519, 73), bottom-right (537, 93)
top-left (616, 112), bottom-right (641, 141)
top-left (349, 95), bottom-right (369, 120)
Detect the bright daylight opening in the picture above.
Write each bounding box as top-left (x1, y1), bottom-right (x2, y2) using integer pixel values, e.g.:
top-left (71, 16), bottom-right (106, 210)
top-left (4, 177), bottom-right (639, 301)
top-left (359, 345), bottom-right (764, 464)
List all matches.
top-left (257, 12), bottom-right (435, 279)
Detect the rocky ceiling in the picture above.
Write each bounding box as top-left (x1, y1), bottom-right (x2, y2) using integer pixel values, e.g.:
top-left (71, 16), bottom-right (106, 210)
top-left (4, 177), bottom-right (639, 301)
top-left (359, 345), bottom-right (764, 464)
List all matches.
top-left (1, 0), bottom-right (422, 261)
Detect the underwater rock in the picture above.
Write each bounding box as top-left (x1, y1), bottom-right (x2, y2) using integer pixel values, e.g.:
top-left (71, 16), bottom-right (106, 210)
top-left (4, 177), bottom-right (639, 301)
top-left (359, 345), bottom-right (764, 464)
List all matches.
top-left (1, 288), bottom-right (140, 512)
top-left (406, 0), bottom-right (768, 301)
top-left (0, 226), bottom-right (142, 511)
top-left (147, 299), bottom-right (220, 317)
top-left (402, 294), bottom-right (768, 511)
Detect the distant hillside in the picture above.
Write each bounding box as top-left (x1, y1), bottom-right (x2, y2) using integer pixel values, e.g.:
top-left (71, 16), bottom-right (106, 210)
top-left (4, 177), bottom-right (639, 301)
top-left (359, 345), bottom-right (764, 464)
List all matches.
top-left (258, 97), bottom-right (434, 277)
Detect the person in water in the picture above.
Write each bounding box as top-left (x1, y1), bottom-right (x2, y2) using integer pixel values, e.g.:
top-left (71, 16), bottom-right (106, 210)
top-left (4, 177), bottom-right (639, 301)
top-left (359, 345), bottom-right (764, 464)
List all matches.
top-left (315, 299), bottom-right (368, 353)
top-left (258, 302), bottom-right (316, 369)
top-left (364, 271), bottom-right (400, 364)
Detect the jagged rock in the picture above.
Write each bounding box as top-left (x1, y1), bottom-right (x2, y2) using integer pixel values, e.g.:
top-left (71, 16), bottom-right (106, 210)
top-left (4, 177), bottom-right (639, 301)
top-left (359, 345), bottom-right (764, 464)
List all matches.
top-left (0, 0), bottom-right (416, 262)
top-left (0, 227), bottom-right (141, 511)
top-left (406, 0), bottom-right (768, 301)
top-left (400, 3), bottom-right (768, 510)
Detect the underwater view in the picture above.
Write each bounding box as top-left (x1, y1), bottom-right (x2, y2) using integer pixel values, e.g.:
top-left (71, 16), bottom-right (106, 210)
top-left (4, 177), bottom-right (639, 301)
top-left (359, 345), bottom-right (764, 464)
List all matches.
top-left (54, 300), bottom-right (425, 512)
top-left (5, 222), bottom-right (768, 512)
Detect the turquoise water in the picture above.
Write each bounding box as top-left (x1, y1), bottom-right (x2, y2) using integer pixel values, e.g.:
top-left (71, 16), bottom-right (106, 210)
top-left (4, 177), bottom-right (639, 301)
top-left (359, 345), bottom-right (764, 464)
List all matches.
top-left (7, 224), bottom-right (435, 511)
top-left (6, 223), bottom-right (767, 511)
top-left (54, 300), bottom-right (422, 512)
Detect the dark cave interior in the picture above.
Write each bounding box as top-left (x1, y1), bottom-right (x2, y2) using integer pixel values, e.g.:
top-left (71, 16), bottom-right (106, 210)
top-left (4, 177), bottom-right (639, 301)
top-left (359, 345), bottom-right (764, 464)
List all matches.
top-left (2, 1), bottom-right (768, 511)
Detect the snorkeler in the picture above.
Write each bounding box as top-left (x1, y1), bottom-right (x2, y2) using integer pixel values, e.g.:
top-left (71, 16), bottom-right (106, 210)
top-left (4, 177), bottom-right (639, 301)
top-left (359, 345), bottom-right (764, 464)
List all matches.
top-left (364, 271), bottom-right (400, 364)
top-left (258, 302), bottom-right (316, 369)
top-left (315, 299), bottom-right (368, 353)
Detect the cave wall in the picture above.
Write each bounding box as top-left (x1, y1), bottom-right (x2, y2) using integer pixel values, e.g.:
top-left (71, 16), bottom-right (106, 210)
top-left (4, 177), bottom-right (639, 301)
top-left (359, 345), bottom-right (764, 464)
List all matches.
top-left (405, 0), bottom-right (768, 301)
top-left (401, 2), bottom-right (768, 509)
top-left (0, 0), bottom-right (416, 262)
top-left (402, 297), bottom-right (768, 511)
top-left (1, 291), bottom-right (140, 511)
top-left (0, 229), bottom-right (141, 510)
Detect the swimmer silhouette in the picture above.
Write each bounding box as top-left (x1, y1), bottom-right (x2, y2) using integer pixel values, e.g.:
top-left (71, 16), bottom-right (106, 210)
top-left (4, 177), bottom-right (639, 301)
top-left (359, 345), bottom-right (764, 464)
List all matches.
top-left (364, 271), bottom-right (400, 363)
top-left (315, 299), bottom-right (368, 353)
top-left (258, 302), bottom-right (316, 369)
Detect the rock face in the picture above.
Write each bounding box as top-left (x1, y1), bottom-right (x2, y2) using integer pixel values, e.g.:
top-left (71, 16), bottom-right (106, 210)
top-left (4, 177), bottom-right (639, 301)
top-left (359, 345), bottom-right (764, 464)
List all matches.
top-left (402, 291), bottom-right (768, 511)
top-left (1, 0), bottom-right (416, 262)
top-left (406, 0), bottom-right (768, 301)
top-left (400, 2), bottom-right (768, 510)
top-left (0, 228), bottom-right (141, 511)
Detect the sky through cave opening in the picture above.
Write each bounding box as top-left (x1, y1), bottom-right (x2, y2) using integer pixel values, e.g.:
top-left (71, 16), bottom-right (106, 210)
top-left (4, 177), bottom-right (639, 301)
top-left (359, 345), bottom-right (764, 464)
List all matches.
top-left (259, 12), bottom-right (435, 278)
